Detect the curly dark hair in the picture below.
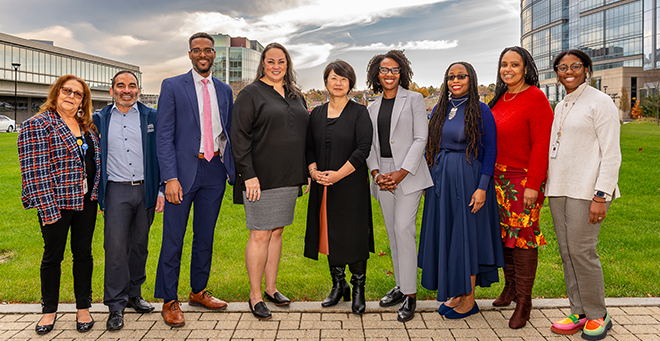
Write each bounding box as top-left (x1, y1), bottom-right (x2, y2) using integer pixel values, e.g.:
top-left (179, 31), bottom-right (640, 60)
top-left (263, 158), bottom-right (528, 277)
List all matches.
top-left (366, 50), bottom-right (413, 93)
top-left (488, 46), bottom-right (539, 108)
top-left (426, 62), bottom-right (482, 167)
top-left (254, 42), bottom-right (302, 100)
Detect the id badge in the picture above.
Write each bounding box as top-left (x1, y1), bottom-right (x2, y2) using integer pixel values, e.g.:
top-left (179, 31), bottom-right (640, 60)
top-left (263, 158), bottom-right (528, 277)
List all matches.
top-left (83, 178), bottom-right (88, 195)
top-left (550, 142), bottom-right (559, 159)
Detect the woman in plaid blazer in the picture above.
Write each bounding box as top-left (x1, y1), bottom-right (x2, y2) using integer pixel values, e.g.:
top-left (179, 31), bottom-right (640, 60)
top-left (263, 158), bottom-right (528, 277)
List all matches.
top-left (18, 75), bottom-right (101, 335)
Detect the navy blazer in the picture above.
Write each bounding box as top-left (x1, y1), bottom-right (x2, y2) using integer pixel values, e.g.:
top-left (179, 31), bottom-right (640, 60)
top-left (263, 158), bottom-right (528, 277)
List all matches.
top-left (156, 70), bottom-right (235, 194)
top-left (93, 102), bottom-right (160, 211)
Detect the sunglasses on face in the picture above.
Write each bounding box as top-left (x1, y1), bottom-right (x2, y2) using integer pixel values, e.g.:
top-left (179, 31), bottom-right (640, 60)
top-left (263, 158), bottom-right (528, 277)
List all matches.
top-left (447, 74), bottom-right (469, 81)
top-left (61, 87), bottom-right (84, 100)
top-left (555, 62), bottom-right (584, 73)
top-left (379, 67), bottom-right (401, 75)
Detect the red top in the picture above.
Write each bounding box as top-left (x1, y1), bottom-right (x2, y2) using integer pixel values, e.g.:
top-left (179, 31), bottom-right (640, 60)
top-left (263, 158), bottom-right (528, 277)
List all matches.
top-left (491, 86), bottom-right (553, 191)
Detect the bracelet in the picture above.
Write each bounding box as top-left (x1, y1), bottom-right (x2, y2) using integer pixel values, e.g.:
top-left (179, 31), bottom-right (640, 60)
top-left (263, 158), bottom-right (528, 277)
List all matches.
top-left (372, 173), bottom-right (380, 184)
top-left (309, 168), bottom-right (317, 175)
top-left (592, 198), bottom-right (606, 203)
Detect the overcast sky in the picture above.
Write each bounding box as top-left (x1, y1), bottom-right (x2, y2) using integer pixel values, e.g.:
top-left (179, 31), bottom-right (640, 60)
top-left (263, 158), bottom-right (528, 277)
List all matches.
top-left (1, 0), bottom-right (521, 94)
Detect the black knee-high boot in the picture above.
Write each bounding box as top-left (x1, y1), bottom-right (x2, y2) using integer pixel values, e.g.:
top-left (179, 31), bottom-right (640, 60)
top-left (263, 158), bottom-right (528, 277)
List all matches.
top-left (348, 261), bottom-right (367, 314)
top-left (321, 265), bottom-right (350, 307)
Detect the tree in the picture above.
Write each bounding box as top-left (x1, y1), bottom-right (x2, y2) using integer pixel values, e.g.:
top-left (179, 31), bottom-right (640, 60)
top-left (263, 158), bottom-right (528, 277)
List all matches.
top-left (640, 94), bottom-right (660, 124)
top-left (229, 79), bottom-right (251, 100)
top-left (631, 100), bottom-right (642, 119)
top-left (619, 87), bottom-right (630, 114)
top-left (410, 82), bottom-right (430, 97)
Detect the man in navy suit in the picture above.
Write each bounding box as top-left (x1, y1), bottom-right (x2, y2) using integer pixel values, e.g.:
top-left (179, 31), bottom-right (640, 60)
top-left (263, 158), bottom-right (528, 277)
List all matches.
top-left (94, 70), bottom-right (164, 331)
top-left (154, 32), bottom-right (235, 327)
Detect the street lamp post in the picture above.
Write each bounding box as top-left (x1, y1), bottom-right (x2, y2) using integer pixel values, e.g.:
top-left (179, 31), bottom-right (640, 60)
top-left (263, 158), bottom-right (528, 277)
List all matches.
top-left (11, 63), bottom-right (21, 131)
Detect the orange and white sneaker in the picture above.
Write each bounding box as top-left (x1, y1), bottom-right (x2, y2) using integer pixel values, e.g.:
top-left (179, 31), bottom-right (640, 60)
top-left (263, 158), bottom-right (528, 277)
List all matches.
top-left (551, 314), bottom-right (587, 335)
top-left (581, 312), bottom-right (612, 340)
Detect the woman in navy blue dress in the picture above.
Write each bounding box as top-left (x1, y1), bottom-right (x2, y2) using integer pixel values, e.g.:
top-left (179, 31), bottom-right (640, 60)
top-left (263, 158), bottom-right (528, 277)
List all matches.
top-left (418, 62), bottom-right (504, 319)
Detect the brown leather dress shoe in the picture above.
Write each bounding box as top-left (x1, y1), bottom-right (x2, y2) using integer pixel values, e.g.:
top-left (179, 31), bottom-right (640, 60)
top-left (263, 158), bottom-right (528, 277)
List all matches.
top-left (162, 300), bottom-right (185, 327)
top-left (188, 290), bottom-right (228, 310)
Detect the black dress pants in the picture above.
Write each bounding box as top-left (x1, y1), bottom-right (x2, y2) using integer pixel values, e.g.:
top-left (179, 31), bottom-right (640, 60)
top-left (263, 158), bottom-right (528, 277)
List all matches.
top-left (39, 197), bottom-right (97, 313)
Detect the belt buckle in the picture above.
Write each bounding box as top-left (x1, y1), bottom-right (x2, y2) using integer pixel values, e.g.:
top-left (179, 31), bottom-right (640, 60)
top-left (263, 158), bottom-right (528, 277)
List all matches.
top-left (131, 180), bottom-right (140, 186)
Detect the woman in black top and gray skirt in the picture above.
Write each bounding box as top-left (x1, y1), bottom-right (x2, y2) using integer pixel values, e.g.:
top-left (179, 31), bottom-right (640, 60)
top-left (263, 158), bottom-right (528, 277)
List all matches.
top-left (231, 42), bottom-right (309, 320)
top-left (304, 60), bottom-right (373, 314)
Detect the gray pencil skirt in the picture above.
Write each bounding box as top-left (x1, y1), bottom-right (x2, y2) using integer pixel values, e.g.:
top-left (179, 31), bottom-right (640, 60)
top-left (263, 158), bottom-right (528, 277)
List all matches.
top-left (242, 186), bottom-right (298, 230)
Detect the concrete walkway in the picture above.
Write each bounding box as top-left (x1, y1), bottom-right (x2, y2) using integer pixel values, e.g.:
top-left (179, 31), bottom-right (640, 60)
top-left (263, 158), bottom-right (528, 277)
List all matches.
top-left (1, 298), bottom-right (659, 340)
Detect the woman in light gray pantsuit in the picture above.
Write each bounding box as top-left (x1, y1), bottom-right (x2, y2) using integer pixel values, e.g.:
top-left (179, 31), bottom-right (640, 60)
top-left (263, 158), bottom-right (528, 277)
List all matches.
top-left (365, 50), bottom-right (433, 323)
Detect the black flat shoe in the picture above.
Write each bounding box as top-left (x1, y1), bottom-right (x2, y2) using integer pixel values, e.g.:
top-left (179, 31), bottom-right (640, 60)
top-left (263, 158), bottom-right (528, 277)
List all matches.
top-left (248, 299), bottom-right (272, 320)
top-left (397, 295), bottom-right (416, 322)
top-left (128, 296), bottom-right (155, 313)
top-left (264, 291), bottom-right (291, 306)
top-left (35, 314), bottom-right (56, 335)
top-left (379, 286), bottom-right (404, 307)
top-left (76, 316), bottom-right (95, 333)
top-left (106, 310), bottom-right (124, 331)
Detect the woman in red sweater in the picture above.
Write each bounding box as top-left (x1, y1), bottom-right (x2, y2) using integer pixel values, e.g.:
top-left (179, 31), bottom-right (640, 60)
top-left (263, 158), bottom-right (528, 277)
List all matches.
top-left (488, 46), bottom-right (553, 329)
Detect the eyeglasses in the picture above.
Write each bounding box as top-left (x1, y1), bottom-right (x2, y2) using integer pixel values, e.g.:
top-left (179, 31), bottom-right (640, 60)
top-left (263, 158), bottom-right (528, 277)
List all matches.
top-left (379, 67), bottom-right (401, 75)
top-left (61, 87), bottom-right (84, 100)
top-left (555, 62), bottom-right (584, 73)
top-left (447, 74), bottom-right (469, 81)
top-left (190, 48), bottom-right (215, 55)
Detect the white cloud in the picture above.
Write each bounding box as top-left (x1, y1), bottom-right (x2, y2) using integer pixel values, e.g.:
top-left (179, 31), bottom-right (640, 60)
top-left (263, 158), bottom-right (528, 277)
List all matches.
top-left (288, 43), bottom-right (335, 69)
top-left (260, 0), bottom-right (446, 29)
top-left (347, 40), bottom-right (458, 51)
top-left (17, 24), bottom-right (147, 57)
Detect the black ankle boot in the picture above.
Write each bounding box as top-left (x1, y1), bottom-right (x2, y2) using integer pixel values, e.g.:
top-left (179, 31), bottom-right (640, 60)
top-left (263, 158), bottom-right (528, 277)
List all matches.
top-left (348, 261), bottom-right (367, 314)
top-left (322, 265), bottom-right (350, 307)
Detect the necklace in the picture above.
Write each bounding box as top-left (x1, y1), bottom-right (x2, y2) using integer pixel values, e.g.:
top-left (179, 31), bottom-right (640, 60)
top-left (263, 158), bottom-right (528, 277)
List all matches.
top-left (556, 84), bottom-right (587, 141)
top-left (502, 83), bottom-right (527, 102)
top-left (550, 83), bottom-right (587, 159)
top-left (448, 97), bottom-right (468, 120)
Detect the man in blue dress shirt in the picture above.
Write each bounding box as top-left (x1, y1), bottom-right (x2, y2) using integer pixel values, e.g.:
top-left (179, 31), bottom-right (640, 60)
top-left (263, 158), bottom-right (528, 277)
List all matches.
top-left (93, 70), bottom-right (164, 331)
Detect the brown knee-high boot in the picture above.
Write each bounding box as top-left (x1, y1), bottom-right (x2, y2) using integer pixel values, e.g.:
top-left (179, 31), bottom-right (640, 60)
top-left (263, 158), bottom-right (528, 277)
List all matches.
top-left (509, 247), bottom-right (538, 329)
top-left (493, 246), bottom-right (516, 306)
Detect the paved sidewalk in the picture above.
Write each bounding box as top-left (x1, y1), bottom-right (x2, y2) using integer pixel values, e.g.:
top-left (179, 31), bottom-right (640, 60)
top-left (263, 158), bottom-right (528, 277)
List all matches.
top-left (1, 298), bottom-right (659, 340)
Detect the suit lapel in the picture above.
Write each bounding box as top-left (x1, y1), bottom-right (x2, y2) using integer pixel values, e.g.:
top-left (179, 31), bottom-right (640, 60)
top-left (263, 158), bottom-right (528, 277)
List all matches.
top-left (390, 86), bottom-right (407, 138)
top-left (370, 96), bottom-right (383, 152)
top-left (184, 71), bottom-right (201, 129)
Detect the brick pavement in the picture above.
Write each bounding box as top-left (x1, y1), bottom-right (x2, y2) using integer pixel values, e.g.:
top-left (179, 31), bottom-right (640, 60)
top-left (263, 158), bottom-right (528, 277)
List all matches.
top-left (0, 298), bottom-right (658, 340)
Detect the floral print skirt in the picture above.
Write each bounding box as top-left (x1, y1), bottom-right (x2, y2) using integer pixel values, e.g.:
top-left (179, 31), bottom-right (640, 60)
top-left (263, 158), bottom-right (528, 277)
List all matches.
top-left (494, 163), bottom-right (547, 249)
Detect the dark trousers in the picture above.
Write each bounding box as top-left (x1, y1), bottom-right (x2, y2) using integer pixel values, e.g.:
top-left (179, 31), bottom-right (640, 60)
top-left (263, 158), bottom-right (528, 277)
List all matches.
top-left (39, 197), bottom-right (97, 313)
top-left (103, 182), bottom-right (155, 312)
top-left (154, 157), bottom-right (226, 301)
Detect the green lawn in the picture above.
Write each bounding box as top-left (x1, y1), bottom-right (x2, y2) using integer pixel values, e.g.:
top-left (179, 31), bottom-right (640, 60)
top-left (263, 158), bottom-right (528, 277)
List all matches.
top-left (0, 122), bottom-right (658, 304)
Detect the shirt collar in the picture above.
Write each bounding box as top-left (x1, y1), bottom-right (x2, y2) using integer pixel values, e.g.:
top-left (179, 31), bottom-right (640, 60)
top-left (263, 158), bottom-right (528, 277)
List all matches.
top-left (111, 102), bottom-right (139, 114)
top-left (191, 69), bottom-right (212, 84)
top-left (564, 82), bottom-right (588, 103)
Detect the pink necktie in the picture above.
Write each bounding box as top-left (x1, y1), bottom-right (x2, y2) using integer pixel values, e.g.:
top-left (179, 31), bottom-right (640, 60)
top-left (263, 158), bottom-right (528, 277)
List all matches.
top-left (202, 79), bottom-right (213, 162)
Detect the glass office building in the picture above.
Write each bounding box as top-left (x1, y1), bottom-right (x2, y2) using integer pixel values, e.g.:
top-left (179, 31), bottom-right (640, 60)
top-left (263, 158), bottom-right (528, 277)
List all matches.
top-left (521, 0), bottom-right (646, 116)
top-left (211, 34), bottom-right (263, 85)
top-left (0, 32), bottom-right (141, 124)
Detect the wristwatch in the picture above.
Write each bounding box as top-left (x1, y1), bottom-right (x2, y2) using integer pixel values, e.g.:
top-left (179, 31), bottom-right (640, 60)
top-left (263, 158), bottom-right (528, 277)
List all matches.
top-left (595, 190), bottom-right (606, 199)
